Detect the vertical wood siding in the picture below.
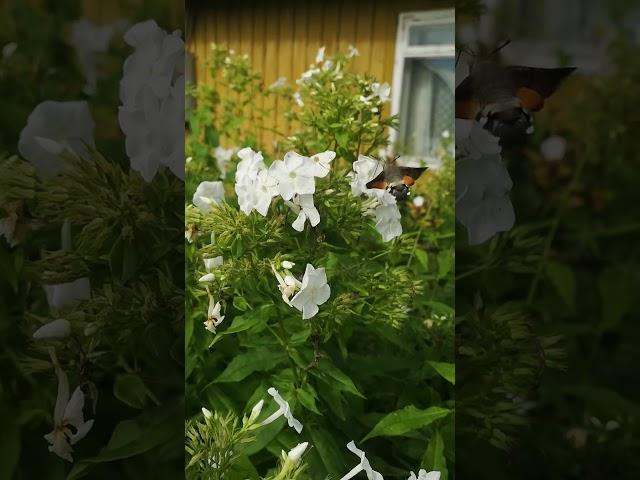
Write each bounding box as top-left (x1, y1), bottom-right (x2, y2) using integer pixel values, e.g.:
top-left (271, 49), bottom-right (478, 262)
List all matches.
top-left (186, 0), bottom-right (448, 149)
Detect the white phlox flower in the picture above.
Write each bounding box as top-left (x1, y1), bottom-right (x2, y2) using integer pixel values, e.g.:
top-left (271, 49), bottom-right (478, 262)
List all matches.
top-left (412, 195), bottom-right (425, 208)
top-left (455, 118), bottom-right (501, 159)
top-left (202, 407), bottom-right (212, 418)
top-left (203, 293), bottom-right (224, 333)
top-left (408, 470), bottom-right (441, 480)
top-left (271, 263), bottom-right (302, 306)
top-left (268, 152), bottom-right (317, 201)
top-left (290, 263), bottom-right (331, 320)
top-left (235, 147), bottom-right (278, 216)
top-left (286, 194), bottom-right (321, 232)
top-left (44, 349), bottom-right (94, 462)
top-left (348, 155), bottom-right (383, 197)
top-left (33, 319), bottom-right (71, 340)
top-left (269, 77), bottom-right (287, 90)
top-left (339, 441), bottom-right (384, 480)
top-left (347, 45), bottom-right (360, 58)
top-left (293, 91), bottom-right (304, 107)
top-left (261, 387), bottom-right (303, 433)
top-left (287, 441), bottom-right (309, 462)
top-left (306, 150), bottom-right (335, 178)
top-left (361, 82), bottom-right (391, 104)
top-left (192, 181), bottom-right (224, 214)
top-left (18, 101), bottom-right (95, 178)
top-left (296, 65), bottom-right (320, 85)
top-left (70, 19), bottom-right (114, 95)
top-left (374, 204), bottom-right (403, 242)
top-left (203, 256), bottom-right (223, 272)
top-left (214, 146), bottom-right (235, 177)
top-left (118, 20), bottom-right (184, 182)
top-left (315, 46), bottom-right (325, 64)
top-left (455, 153), bottom-right (514, 245)
top-left (44, 278), bottom-right (91, 310)
top-left (540, 135), bottom-right (567, 162)
top-left (2, 42), bottom-right (17, 59)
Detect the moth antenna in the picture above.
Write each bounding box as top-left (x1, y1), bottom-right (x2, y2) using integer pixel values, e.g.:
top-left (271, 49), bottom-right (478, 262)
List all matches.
top-left (489, 39), bottom-right (511, 57)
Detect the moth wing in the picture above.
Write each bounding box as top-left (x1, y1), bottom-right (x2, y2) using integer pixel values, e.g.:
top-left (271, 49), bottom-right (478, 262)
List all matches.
top-left (399, 166), bottom-right (428, 182)
top-left (455, 75), bottom-right (477, 119)
top-left (508, 66), bottom-right (576, 98)
top-left (365, 170), bottom-right (387, 190)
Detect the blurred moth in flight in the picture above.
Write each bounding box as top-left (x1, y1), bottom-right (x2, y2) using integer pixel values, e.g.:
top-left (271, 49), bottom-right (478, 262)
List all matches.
top-left (456, 41), bottom-right (575, 143)
top-left (366, 155), bottom-right (427, 201)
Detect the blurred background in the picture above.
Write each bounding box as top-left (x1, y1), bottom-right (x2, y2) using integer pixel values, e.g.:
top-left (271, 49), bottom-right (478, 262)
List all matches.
top-left (456, 0), bottom-right (640, 478)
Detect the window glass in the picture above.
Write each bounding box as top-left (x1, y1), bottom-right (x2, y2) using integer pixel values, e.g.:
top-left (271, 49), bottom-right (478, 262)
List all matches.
top-left (408, 23), bottom-right (455, 46)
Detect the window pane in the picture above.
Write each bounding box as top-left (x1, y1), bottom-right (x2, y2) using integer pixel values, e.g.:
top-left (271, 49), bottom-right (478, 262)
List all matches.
top-left (398, 57), bottom-right (454, 159)
top-left (409, 23), bottom-right (455, 46)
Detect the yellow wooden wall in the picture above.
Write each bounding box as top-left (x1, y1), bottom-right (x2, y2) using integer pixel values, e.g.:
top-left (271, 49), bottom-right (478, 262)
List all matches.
top-left (187, 0), bottom-right (451, 149)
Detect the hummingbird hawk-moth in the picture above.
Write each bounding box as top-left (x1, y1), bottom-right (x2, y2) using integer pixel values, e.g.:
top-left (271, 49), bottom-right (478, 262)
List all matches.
top-left (365, 156), bottom-right (427, 201)
top-left (456, 47), bottom-right (575, 142)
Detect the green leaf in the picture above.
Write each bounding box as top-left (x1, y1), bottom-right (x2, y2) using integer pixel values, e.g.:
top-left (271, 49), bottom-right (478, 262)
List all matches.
top-left (422, 430), bottom-right (448, 480)
top-left (314, 358), bottom-right (365, 398)
top-left (428, 361), bottom-right (455, 385)
top-left (108, 234), bottom-right (138, 283)
top-left (415, 249), bottom-right (429, 270)
top-left (204, 125), bottom-right (219, 147)
top-left (113, 373), bottom-right (147, 409)
top-left (297, 383), bottom-right (322, 415)
top-left (0, 411), bottom-right (20, 479)
top-left (309, 426), bottom-right (345, 476)
top-left (232, 295), bottom-right (251, 311)
top-left (362, 405), bottom-right (450, 441)
top-left (545, 261), bottom-right (575, 310)
top-left (598, 269), bottom-right (630, 329)
top-left (209, 304), bottom-right (272, 347)
top-left (213, 347), bottom-right (286, 383)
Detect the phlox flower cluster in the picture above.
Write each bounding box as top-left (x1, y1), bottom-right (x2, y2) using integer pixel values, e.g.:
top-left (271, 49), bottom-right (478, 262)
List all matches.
top-left (455, 117), bottom-right (515, 245)
top-left (118, 20), bottom-right (185, 182)
top-left (348, 155), bottom-right (404, 242)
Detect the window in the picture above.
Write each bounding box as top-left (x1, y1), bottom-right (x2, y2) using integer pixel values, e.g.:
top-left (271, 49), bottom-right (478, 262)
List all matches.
top-left (391, 10), bottom-right (455, 166)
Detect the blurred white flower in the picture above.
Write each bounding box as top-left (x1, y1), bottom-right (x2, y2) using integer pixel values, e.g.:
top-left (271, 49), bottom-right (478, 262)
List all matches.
top-left (287, 441), bottom-right (309, 462)
top-left (2, 42), bottom-right (17, 59)
top-left (203, 294), bottom-right (224, 333)
top-left (290, 264), bottom-right (330, 320)
top-left (118, 76), bottom-right (184, 182)
top-left (214, 146), bottom-right (235, 177)
top-left (315, 46), bottom-right (325, 64)
top-left (204, 256), bottom-right (223, 272)
top-left (297, 65), bottom-right (320, 85)
top-left (282, 261), bottom-right (295, 270)
top-left (455, 118), bottom-right (501, 159)
top-left (202, 407), bottom-right (212, 418)
top-left (322, 60), bottom-right (334, 71)
top-left (198, 273), bottom-right (215, 283)
top-left (272, 264), bottom-right (302, 306)
top-left (44, 278), bottom-right (91, 310)
top-left (412, 195), bottom-right (425, 208)
top-left (408, 470), bottom-right (441, 480)
top-left (33, 319), bottom-right (71, 340)
top-left (262, 387), bottom-right (303, 433)
top-left (374, 204), bottom-right (402, 242)
top-left (119, 20), bottom-right (184, 106)
top-left (456, 153), bottom-right (514, 245)
top-left (370, 82), bottom-right (391, 103)
top-left (540, 135), bottom-right (567, 162)
top-left (340, 441), bottom-right (383, 480)
top-left (348, 155), bottom-right (383, 197)
top-left (70, 19), bottom-right (114, 95)
top-left (18, 101), bottom-right (95, 178)
top-left (269, 152), bottom-right (317, 201)
top-left (193, 181), bottom-right (224, 214)
top-left (269, 76), bottom-right (287, 90)
top-left (347, 45), bottom-right (360, 58)
top-left (44, 351), bottom-right (94, 462)
top-left (441, 129), bottom-right (450, 138)
top-left (286, 194), bottom-right (320, 232)
top-left (293, 91), bottom-right (304, 107)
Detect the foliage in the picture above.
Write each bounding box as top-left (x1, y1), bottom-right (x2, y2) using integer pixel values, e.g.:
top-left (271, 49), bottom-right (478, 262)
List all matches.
top-left (0, 2), bottom-right (183, 478)
top-left (185, 47), bottom-right (455, 478)
top-left (456, 3), bottom-right (640, 478)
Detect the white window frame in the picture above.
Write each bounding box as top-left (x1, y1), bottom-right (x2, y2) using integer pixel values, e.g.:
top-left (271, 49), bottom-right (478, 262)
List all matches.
top-left (390, 9), bottom-right (455, 166)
